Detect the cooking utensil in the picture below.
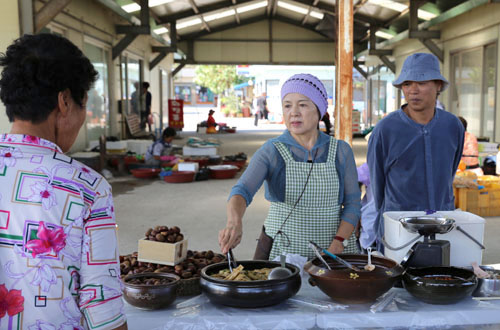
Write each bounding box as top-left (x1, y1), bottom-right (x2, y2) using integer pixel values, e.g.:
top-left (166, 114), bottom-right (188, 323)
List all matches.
top-left (268, 254), bottom-right (293, 280)
top-left (200, 260), bottom-right (301, 308)
top-left (304, 254), bottom-right (403, 304)
top-left (309, 241), bottom-right (360, 272)
top-left (227, 249), bottom-right (237, 273)
top-left (399, 216), bottom-right (455, 236)
top-left (122, 272), bottom-right (180, 310)
top-left (308, 242), bottom-right (331, 270)
top-left (365, 247), bottom-right (375, 271)
top-left (402, 266), bottom-right (477, 304)
top-left (370, 290), bottom-right (397, 313)
top-left (472, 265), bottom-right (500, 297)
top-left (471, 262), bottom-right (490, 278)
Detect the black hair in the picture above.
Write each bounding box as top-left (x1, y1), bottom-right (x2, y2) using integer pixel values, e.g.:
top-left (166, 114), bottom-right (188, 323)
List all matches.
top-left (162, 127), bottom-right (176, 139)
top-left (0, 34), bottom-right (98, 123)
top-left (458, 116), bottom-right (467, 131)
top-left (142, 82), bottom-right (150, 89)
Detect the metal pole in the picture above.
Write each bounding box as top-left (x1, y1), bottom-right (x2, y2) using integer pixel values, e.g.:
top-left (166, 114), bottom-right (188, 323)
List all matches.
top-left (334, 0), bottom-right (353, 145)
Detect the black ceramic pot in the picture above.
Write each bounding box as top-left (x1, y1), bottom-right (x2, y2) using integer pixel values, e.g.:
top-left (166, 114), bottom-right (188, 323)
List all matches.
top-left (122, 272), bottom-right (180, 309)
top-left (403, 266), bottom-right (477, 304)
top-left (200, 260), bottom-right (301, 308)
top-left (304, 254), bottom-right (403, 304)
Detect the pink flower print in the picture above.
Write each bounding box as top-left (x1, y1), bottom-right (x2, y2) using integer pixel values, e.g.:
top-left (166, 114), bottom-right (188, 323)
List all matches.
top-left (0, 284), bottom-right (24, 318)
top-left (79, 166), bottom-right (95, 182)
top-left (25, 221), bottom-right (67, 258)
top-left (0, 147), bottom-right (22, 168)
top-left (30, 264), bottom-right (57, 293)
top-left (22, 135), bottom-right (40, 145)
top-left (28, 181), bottom-right (57, 210)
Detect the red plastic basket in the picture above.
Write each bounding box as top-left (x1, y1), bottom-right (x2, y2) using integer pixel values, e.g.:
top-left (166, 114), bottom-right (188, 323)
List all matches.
top-left (208, 165), bottom-right (239, 179)
top-left (222, 160), bottom-right (246, 170)
top-left (130, 168), bottom-right (161, 179)
top-left (164, 171), bottom-right (196, 183)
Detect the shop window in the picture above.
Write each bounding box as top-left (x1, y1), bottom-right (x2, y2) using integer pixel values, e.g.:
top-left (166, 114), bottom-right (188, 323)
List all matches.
top-left (175, 85), bottom-right (192, 104)
top-left (196, 86), bottom-right (214, 104)
top-left (451, 43), bottom-right (497, 140)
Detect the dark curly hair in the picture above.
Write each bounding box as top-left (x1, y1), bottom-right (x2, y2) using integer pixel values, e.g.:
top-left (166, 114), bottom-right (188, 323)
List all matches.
top-left (0, 34), bottom-right (98, 123)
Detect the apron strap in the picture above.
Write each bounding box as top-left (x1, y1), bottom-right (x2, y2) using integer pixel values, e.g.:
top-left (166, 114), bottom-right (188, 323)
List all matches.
top-left (326, 137), bottom-right (338, 163)
top-left (273, 141), bottom-right (294, 162)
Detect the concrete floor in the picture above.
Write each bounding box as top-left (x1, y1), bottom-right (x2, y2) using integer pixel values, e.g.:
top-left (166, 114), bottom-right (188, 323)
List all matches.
top-left (111, 128), bottom-right (500, 265)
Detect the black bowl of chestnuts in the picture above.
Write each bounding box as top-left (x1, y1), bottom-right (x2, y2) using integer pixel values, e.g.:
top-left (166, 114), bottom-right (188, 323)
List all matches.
top-left (122, 272), bottom-right (180, 309)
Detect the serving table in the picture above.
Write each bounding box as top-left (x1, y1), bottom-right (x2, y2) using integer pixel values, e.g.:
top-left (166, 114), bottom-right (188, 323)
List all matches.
top-left (124, 278), bottom-right (500, 329)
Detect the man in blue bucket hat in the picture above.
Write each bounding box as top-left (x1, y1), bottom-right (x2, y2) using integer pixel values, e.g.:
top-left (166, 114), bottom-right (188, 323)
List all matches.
top-left (367, 53), bottom-right (464, 251)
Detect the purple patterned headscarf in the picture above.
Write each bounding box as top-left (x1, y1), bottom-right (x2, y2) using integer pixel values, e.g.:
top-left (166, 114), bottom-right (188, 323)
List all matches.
top-left (280, 73), bottom-right (328, 117)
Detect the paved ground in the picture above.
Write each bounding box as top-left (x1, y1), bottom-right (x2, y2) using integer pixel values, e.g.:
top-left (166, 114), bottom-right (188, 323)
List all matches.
top-left (111, 122), bottom-right (500, 266)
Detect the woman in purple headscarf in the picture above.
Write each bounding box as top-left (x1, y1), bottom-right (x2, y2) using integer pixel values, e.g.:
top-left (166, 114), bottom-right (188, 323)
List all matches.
top-left (219, 74), bottom-right (361, 260)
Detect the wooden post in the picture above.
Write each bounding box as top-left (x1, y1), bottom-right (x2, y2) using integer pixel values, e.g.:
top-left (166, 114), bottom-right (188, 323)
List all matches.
top-left (334, 0), bottom-right (353, 145)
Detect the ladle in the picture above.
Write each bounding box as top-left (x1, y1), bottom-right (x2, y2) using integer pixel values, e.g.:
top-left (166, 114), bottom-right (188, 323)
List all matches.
top-left (268, 254), bottom-right (293, 280)
top-left (309, 242), bottom-right (331, 270)
top-left (471, 262), bottom-right (489, 279)
top-left (364, 247), bottom-right (375, 271)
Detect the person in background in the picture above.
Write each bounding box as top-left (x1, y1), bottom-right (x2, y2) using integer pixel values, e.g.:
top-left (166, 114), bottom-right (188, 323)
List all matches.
top-left (206, 109), bottom-right (218, 133)
top-left (141, 82), bottom-right (152, 132)
top-left (367, 53), bottom-right (464, 251)
top-left (0, 34), bottom-right (127, 330)
top-left (321, 111), bottom-right (332, 135)
top-left (356, 163), bottom-right (377, 251)
top-left (145, 127), bottom-right (177, 166)
top-left (458, 116), bottom-right (482, 175)
top-left (219, 74), bottom-right (361, 260)
top-left (252, 96), bottom-right (260, 126)
top-left (257, 92), bottom-right (267, 121)
top-left (130, 81), bottom-right (140, 115)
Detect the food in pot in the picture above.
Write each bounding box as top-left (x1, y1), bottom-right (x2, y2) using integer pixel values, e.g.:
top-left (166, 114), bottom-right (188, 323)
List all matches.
top-left (210, 265), bottom-right (273, 281)
top-left (120, 250), bottom-right (226, 279)
top-left (144, 225), bottom-right (183, 243)
top-left (125, 276), bottom-right (174, 285)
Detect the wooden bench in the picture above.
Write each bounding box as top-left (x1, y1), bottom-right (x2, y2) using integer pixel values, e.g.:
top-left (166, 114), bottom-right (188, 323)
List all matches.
top-left (125, 113), bottom-right (155, 140)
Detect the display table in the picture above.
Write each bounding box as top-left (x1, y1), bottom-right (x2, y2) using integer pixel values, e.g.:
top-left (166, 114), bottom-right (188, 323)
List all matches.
top-left (123, 278), bottom-right (500, 330)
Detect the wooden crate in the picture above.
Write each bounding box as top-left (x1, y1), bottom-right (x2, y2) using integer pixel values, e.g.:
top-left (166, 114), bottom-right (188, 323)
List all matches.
top-left (455, 187), bottom-right (500, 217)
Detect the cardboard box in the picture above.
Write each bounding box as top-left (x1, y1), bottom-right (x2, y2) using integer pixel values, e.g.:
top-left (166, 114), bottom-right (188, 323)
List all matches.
top-left (183, 146), bottom-right (217, 156)
top-left (455, 187), bottom-right (500, 217)
top-left (178, 162), bottom-right (199, 172)
top-left (138, 238), bottom-right (188, 266)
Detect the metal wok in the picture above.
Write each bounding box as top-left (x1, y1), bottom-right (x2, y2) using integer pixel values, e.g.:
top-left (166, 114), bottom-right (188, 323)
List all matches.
top-left (200, 260), bottom-right (301, 308)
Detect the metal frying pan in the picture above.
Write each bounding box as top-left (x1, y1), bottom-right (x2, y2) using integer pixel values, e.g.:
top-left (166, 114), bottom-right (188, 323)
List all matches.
top-left (399, 216), bottom-right (456, 236)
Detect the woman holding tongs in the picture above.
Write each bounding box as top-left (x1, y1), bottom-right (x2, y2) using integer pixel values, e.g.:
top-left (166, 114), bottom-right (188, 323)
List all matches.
top-left (219, 74), bottom-right (361, 260)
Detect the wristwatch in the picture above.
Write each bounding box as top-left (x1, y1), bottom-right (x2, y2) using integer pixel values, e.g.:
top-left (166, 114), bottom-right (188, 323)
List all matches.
top-left (334, 235), bottom-right (348, 247)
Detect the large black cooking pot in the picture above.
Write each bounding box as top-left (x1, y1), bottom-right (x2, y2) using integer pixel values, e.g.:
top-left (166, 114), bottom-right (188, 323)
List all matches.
top-left (200, 260), bottom-right (301, 308)
top-left (304, 254), bottom-right (403, 304)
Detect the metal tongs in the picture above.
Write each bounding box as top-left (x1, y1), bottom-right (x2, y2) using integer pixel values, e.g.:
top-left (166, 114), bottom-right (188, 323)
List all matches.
top-left (309, 240), bottom-right (361, 272)
top-left (227, 248), bottom-right (238, 272)
top-left (308, 241), bottom-right (331, 270)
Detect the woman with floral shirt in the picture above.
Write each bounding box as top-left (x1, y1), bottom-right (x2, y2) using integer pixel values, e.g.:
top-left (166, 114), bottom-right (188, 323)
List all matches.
top-left (0, 34), bottom-right (127, 329)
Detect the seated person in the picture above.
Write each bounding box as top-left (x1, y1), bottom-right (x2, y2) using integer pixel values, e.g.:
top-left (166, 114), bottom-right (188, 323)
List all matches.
top-left (207, 109), bottom-right (217, 133)
top-left (145, 127), bottom-right (176, 166)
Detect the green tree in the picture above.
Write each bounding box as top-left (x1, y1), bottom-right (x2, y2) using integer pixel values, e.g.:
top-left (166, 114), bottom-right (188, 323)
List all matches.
top-left (194, 65), bottom-right (238, 95)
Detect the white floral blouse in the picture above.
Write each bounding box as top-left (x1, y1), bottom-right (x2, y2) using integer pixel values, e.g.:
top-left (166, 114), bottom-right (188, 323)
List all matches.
top-left (0, 134), bottom-right (125, 330)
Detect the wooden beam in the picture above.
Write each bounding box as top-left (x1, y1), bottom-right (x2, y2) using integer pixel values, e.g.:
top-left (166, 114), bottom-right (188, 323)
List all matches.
top-left (172, 62), bottom-right (186, 77)
top-left (335, 0), bottom-right (353, 146)
top-left (34, 0), bottom-right (72, 33)
top-left (232, 0), bottom-right (241, 24)
top-left (159, 0), bottom-right (253, 23)
top-left (112, 34), bottom-right (138, 59)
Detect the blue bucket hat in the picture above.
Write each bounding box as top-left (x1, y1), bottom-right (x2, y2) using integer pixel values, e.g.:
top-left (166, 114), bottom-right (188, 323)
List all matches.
top-left (392, 53), bottom-right (449, 91)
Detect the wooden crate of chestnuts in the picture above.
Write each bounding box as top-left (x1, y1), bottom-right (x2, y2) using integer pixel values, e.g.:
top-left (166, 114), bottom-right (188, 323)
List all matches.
top-left (120, 250), bottom-right (226, 296)
top-left (138, 225), bottom-right (188, 266)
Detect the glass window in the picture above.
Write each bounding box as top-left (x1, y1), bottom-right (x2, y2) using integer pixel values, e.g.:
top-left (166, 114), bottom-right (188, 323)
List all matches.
top-left (482, 44), bottom-right (497, 140)
top-left (83, 42), bottom-right (109, 143)
top-left (451, 44), bottom-right (497, 140)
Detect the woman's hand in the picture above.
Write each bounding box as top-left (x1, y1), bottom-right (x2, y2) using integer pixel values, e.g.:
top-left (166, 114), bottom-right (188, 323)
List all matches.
top-left (219, 195), bottom-right (247, 254)
top-left (327, 239), bottom-right (344, 255)
top-left (219, 220), bottom-right (242, 254)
